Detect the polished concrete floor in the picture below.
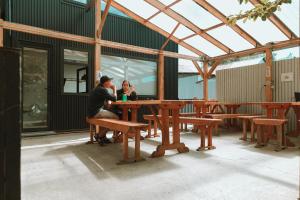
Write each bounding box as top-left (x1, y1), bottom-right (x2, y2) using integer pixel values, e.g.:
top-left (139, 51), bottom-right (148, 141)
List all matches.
top-left (21, 128), bottom-right (299, 200)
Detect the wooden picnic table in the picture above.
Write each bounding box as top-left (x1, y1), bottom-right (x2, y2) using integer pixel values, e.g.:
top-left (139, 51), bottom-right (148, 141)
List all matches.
top-left (112, 100), bottom-right (194, 157)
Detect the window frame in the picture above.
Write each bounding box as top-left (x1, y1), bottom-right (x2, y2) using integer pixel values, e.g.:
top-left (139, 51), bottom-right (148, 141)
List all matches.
top-left (62, 48), bottom-right (90, 96)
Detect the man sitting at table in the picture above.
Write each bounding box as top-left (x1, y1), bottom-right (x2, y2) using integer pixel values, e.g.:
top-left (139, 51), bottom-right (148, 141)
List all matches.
top-left (87, 75), bottom-right (119, 145)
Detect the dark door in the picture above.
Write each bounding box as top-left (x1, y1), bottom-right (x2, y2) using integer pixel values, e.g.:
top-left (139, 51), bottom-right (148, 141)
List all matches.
top-left (22, 47), bottom-right (49, 131)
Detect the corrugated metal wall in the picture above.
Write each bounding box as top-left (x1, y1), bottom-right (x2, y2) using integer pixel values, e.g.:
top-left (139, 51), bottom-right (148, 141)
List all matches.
top-left (216, 58), bottom-right (300, 131)
top-left (4, 0), bottom-right (178, 131)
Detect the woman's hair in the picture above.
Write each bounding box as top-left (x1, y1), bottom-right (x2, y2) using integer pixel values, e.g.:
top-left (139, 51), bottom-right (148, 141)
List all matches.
top-left (122, 80), bottom-right (131, 87)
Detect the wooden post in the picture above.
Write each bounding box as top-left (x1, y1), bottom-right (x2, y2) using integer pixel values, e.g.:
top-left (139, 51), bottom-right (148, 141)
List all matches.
top-left (0, 19), bottom-right (4, 47)
top-left (158, 52), bottom-right (164, 100)
top-left (94, 0), bottom-right (101, 87)
top-left (265, 48), bottom-right (273, 102)
top-left (203, 61), bottom-right (208, 101)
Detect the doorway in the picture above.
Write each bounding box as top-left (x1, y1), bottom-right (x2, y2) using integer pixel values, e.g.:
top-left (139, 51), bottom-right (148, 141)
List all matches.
top-left (22, 47), bottom-right (49, 131)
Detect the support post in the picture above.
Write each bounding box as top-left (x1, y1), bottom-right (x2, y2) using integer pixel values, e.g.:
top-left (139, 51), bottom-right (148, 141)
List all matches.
top-left (265, 48), bottom-right (273, 102)
top-left (158, 52), bottom-right (164, 100)
top-left (203, 61), bottom-right (208, 101)
top-left (0, 19), bottom-right (3, 47)
top-left (94, 0), bottom-right (101, 87)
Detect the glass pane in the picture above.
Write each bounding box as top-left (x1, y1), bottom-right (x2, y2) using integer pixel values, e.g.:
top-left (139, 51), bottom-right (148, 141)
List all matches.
top-left (114, 0), bottom-right (158, 19)
top-left (185, 35), bottom-right (226, 57)
top-left (208, 25), bottom-right (254, 51)
top-left (173, 24), bottom-right (194, 39)
top-left (101, 55), bottom-right (157, 96)
top-left (149, 12), bottom-right (178, 33)
top-left (64, 49), bottom-right (88, 64)
top-left (64, 49), bottom-right (88, 93)
top-left (22, 48), bottom-right (48, 129)
top-left (64, 65), bottom-right (88, 93)
top-left (171, 0), bottom-right (221, 29)
top-left (275, 0), bottom-right (300, 37)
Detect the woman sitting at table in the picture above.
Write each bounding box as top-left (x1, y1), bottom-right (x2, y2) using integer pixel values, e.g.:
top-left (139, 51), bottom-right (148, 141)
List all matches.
top-left (117, 80), bottom-right (137, 101)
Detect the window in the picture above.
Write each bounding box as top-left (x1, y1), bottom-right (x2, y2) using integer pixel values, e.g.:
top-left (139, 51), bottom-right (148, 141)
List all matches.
top-left (72, 0), bottom-right (87, 4)
top-left (63, 49), bottom-right (89, 94)
top-left (101, 55), bottom-right (157, 96)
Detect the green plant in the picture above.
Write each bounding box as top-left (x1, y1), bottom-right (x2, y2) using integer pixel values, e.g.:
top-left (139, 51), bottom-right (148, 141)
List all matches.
top-left (227, 0), bottom-right (292, 25)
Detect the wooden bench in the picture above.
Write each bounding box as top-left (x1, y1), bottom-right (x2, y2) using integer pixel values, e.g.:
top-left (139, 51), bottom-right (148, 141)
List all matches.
top-left (144, 112), bottom-right (196, 138)
top-left (179, 112), bottom-right (196, 131)
top-left (203, 113), bottom-right (249, 129)
top-left (237, 115), bottom-right (265, 142)
top-left (179, 117), bottom-right (222, 151)
top-left (253, 118), bottom-right (287, 151)
top-left (86, 118), bottom-right (148, 163)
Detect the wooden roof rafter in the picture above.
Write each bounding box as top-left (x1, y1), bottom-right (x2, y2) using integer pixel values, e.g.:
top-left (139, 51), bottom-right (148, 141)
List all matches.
top-left (145, 0), bottom-right (182, 23)
top-left (144, 0), bottom-right (234, 54)
top-left (193, 0), bottom-right (261, 47)
top-left (104, 0), bottom-right (207, 58)
top-left (249, 0), bottom-right (298, 39)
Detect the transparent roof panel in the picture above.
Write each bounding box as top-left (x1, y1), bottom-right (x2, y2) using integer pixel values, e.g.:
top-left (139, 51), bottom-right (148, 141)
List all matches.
top-left (173, 24), bottom-right (195, 39)
top-left (237, 19), bottom-right (288, 44)
top-left (275, 0), bottom-right (300, 37)
top-left (101, 1), bottom-right (129, 18)
top-left (208, 25), bottom-right (254, 51)
top-left (159, 0), bottom-right (177, 5)
top-left (178, 45), bottom-right (199, 57)
top-left (114, 0), bottom-right (158, 19)
top-left (149, 12), bottom-right (178, 33)
top-left (207, 0), bottom-right (254, 16)
top-left (171, 0), bottom-right (221, 29)
top-left (185, 36), bottom-right (226, 57)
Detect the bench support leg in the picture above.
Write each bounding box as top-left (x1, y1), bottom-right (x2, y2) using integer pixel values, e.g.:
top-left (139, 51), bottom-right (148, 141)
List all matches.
top-left (240, 119), bottom-right (247, 141)
top-left (87, 124), bottom-right (95, 144)
top-left (122, 132), bottom-right (129, 161)
top-left (250, 120), bottom-right (256, 143)
top-left (135, 130), bottom-right (141, 161)
top-left (275, 125), bottom-right (285, 151)
top-left (146, 121), bottom-right (152, 138)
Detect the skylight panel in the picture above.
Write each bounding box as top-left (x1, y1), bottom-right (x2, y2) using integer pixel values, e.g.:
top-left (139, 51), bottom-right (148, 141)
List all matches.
top-left (275, 0), bottom-right (300, 37)
top-left (149, 12), bottom-right (178, 33)
top-left (114, 0), bottom-right (158, 19)
top-left (173, 25), bottom-right (195, 39)
top-left (171, 0), bottom-right (221, 29)
top-left (178, 45), bottom-right (199, 57)
top-left (158, 0), bottom-right (177, 5)
top-left (208, 25), bottom-right (254, 52)
top-left (185, 36), bottom-right (226, 57)
top-left (237, 19), bottom-right (288, 44)
top-left (206, 0), bottom-right (254, 16)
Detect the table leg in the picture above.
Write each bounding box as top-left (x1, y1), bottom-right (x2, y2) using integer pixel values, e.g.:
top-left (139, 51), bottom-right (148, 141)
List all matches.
top-left (173, 108), bottom-right (189, 154)
top-left (207, 127), bottom-right (215, 150)
top-left (122, 132), bottom-right (129, 161)
top-left (135, 130), bottom-right (141, 161)
top-left (250, 120), bottom-right (255, 143)
top-left (240, 119), bottom-right (247, 141)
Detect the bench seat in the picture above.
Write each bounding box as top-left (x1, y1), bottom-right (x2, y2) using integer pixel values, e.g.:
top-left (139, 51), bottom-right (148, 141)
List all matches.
top-left (86, 117), bottom-right (148, 163)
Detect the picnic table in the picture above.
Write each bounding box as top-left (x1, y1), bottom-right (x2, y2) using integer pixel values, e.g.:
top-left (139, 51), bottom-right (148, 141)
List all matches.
top-left (290, 102), bottom-right (300, 136)
top-left (112, 100), bottom-right (194, 157)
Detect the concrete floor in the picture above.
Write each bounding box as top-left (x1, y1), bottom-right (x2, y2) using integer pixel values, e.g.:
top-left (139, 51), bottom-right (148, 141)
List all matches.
top-left (21, 128), bottom-right (300, 200)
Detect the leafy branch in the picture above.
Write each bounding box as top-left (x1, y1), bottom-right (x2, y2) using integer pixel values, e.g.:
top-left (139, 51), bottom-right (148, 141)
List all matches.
top-left (227, 0), bottom-right (292, 25)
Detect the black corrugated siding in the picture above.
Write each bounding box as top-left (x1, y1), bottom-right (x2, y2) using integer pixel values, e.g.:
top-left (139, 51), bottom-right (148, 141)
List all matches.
top-left (4, 0), bottom-right (178, 131)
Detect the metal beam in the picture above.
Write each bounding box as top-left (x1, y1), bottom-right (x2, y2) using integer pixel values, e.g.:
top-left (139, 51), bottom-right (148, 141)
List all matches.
top-left (194, 0), bottom-right (261, 47)
top-left (97, 0), bottom-right (112, 37)
top-left (145, 0), bottom-right (233, 54)
top-left (249, 0), bottom-right (297, 39)
top-left (106, 0), bottom-right (207, 57)
top-left (160, 22), bottom-right (180, 51)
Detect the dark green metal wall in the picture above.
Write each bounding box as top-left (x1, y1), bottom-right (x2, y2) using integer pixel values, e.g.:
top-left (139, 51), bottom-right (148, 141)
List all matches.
top-left (4, 0), bottom-right (178, 131)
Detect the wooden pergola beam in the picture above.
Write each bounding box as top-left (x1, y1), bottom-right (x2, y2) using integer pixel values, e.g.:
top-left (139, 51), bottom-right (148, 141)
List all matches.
top-left (203, 61), bottom-right (209, 101)
top-left (145, 0), bottom-right (233, 54)
top-left (145, 0), bottom-right (182, 22)
top-left (192, 60), bottom-right (204, 78)
top-left (249, 0), bottom-right (297, 39)
top-left (97, 0), bottom-right (112, 37)
top-left (203, 22), bottom-right (224, 32)
top-left (94, 0), bottom-right (101, 86)
top-left (209, 38), bottom-right (300, 62)
top-left (265, 48), bottom-right (273, 102)
top-left (158, 52), bottom-right (165, 100)
top-left (160, 22), bottom-right (180, 51)
top-left (106, 0), bottom-right (207, 57)
top-left (1, 20), bottom-right (201, 61)
top-left (207, 60), bottom-right (221, 77)
top-left (194, 0), bottom-right (261, 47)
